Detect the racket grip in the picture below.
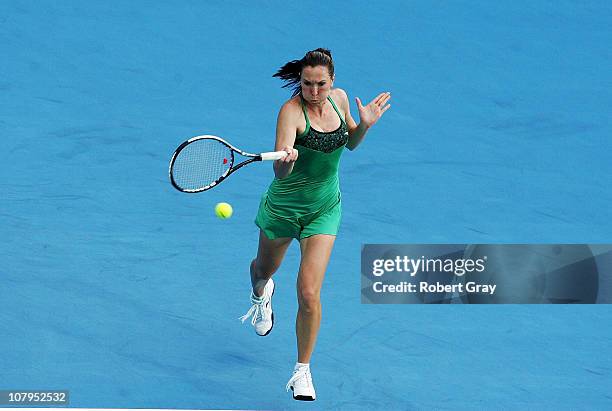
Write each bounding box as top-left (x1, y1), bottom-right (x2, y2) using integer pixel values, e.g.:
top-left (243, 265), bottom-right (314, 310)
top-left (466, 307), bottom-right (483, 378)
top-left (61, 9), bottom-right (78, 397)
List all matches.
top-left (260, 151), bottom-right (288, 161)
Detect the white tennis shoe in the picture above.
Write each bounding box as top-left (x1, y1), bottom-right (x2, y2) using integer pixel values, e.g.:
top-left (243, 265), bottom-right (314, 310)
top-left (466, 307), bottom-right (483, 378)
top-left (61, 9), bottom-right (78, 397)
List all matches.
top-left (239, 278), bottom-right (274, 336)
top-left (286, 364), bottom-right (316, 401)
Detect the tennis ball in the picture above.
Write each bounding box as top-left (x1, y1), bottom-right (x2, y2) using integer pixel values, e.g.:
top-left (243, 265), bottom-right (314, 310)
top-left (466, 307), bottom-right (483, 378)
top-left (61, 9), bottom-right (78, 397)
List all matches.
top-left (215, 202), bottom-right (233, 219)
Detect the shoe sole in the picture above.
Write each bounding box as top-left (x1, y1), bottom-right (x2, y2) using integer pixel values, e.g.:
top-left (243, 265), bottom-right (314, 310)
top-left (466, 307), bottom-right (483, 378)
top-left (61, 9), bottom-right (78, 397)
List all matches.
top-left (257, 282), bottom-right (275, 337)
top-left (291, 387), bottom-right (315, 401)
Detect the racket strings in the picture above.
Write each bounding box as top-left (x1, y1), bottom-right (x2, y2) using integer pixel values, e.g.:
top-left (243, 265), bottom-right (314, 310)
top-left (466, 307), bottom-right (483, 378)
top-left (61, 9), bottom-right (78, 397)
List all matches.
top-left (172, 139), bottom-right (232, 191)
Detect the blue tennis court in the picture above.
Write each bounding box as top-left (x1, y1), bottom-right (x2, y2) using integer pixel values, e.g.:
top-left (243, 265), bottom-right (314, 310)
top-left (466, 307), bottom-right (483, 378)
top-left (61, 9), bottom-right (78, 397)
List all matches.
top-left (2, 1), bottom-right (611, 409)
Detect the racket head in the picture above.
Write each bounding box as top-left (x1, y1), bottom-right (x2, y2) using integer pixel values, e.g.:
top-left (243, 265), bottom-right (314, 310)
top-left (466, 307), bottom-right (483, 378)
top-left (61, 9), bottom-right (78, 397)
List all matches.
top-left (169, 135), bottom-right (235, 192)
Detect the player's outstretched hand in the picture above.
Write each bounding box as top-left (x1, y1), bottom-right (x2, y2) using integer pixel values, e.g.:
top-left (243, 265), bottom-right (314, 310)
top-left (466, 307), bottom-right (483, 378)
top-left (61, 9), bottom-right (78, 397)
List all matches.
top-left (356, 92), bottom-right (391, 128)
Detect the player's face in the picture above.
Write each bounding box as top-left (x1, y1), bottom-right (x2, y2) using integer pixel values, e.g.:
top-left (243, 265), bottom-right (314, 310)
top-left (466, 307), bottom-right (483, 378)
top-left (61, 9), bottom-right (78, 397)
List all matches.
top-left (301, 65), bottom-right (333, 105)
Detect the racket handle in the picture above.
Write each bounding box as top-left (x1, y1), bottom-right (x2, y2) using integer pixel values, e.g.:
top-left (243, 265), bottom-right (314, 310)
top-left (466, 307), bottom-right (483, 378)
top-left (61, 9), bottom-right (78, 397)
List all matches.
top-left (260, 151), bottom-right (288, 161)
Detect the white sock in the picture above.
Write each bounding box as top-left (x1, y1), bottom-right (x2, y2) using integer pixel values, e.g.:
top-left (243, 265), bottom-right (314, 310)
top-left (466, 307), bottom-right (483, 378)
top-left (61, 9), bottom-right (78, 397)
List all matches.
top-left (294, 362), bottom-right (309, 371)
top-left (251, 291), bottom-right (264, 302)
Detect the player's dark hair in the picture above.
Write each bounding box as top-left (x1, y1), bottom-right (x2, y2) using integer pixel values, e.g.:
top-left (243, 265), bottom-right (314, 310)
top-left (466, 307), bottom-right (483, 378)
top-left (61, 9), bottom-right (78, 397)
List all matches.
top-left (273, 48), bottom-right (334, 97)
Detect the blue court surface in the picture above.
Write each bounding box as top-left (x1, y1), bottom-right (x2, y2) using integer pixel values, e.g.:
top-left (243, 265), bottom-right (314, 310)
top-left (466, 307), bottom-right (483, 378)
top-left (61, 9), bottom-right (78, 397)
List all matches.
top-left (2, 1), bottom-right (612, 410)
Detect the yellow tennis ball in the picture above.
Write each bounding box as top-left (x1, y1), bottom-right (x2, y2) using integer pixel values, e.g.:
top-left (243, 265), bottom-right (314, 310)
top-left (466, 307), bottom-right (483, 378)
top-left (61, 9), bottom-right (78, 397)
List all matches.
top-left (215, 202), bottom-right (233, 219)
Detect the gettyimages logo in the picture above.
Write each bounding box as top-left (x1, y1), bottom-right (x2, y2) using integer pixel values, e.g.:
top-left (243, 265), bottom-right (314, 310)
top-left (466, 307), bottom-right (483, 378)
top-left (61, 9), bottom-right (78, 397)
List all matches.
top-left (371, 255), bottom-right (487, 277)
top-left (361, 244), bottom-right (612, 304)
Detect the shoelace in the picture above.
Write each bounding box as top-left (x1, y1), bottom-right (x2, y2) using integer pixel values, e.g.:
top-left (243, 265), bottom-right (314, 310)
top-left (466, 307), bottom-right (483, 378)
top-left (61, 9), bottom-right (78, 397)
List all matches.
top-left (286, 368), bottom-right (312, 392)
top-left (239, 294), bottom-right (267, 325)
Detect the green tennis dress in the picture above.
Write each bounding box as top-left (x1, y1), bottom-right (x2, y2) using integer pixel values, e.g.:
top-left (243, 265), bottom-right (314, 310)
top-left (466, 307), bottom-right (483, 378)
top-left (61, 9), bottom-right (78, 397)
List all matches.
top-left (255, 95), bottom-right (349, 240)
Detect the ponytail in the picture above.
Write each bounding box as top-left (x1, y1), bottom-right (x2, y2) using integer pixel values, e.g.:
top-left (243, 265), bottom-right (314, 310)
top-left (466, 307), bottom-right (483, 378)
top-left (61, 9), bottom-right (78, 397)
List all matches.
top-left (272, 59), bottom-right (303, 97)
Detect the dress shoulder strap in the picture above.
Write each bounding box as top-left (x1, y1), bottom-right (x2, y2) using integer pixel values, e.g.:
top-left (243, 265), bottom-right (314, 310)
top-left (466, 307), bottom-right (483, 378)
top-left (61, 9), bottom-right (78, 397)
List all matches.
top-left (297, 95), bottom-right (311, 139)
top-left (327, 95), bottom-right (345, 123)
top-left (300, 95), bottom-right (311, 128)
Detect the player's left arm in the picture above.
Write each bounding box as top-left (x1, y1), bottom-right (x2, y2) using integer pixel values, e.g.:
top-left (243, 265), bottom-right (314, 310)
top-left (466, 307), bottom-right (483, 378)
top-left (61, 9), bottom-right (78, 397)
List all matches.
top-left (335, 88), bottom-right (391, 151)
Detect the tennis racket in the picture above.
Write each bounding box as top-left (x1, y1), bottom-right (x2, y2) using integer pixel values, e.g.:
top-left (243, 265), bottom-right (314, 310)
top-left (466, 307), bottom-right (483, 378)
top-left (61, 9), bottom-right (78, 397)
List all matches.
top-left (169, 135), bottom-right (287, 193)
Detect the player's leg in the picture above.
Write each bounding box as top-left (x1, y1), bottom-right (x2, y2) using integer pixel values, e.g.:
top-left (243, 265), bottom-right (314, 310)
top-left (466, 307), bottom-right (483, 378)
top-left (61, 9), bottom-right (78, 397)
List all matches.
top-left (241, 230), bottom-right (293, 336)
top-left (295, 233), bottom-right (335, 362)
top-left (251, 230), bottom-right (292, 297)
top-left (286, 233), bottom-right (335, 400)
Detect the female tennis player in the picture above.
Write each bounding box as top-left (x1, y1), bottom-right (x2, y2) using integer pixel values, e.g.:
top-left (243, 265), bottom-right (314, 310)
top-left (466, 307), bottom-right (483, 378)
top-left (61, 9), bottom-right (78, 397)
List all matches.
top-left (240, 48), bottom-right (391, 401)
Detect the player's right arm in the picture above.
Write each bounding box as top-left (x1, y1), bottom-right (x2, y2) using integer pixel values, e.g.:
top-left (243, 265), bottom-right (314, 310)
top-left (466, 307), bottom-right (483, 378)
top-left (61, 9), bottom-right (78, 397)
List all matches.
top-left (273, 100), bottom-right (299, 179)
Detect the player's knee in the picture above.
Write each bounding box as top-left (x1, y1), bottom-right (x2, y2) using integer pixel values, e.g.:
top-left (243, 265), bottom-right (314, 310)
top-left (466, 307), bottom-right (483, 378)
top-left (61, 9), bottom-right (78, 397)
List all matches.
top-left (252, 258), bottom-right (279, 278)
top-left (298, 288), bottom-right (320, 312)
